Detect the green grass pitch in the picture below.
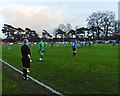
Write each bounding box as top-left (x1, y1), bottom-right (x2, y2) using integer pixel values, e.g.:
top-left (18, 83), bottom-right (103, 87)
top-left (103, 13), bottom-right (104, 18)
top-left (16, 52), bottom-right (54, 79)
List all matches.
top-left (2, 43), bottom-right (118, 94)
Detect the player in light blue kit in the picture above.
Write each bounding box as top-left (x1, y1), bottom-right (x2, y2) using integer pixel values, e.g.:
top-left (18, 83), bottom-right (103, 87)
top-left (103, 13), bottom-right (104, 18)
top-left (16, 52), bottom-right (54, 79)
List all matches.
top-left (72, 41), bottom-right (77, 56)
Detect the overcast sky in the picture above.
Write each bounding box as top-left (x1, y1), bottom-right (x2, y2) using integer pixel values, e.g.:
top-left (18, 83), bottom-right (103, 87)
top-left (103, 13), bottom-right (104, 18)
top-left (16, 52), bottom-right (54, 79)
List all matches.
top-left (0, 0), bottom-right (119, 38)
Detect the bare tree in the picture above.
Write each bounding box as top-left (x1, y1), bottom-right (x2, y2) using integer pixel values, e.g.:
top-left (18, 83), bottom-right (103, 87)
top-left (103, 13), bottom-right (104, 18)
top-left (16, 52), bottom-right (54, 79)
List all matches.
top-left (102, 11), bottom-right (116, 38)
top-left (66, 23), bottom-right (73, 32)
top-left (86, 11), bottom-right (116, 39)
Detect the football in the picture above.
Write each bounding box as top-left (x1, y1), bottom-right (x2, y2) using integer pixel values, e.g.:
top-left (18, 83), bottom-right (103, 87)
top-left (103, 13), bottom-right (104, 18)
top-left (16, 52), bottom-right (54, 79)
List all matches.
top-left (39, 58), bottom-right (42, 61)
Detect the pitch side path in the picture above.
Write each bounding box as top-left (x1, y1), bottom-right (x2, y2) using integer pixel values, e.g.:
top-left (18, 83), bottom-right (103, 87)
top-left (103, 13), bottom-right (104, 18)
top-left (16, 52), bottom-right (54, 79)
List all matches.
top-left (1, 60), bottom-right (63, 96)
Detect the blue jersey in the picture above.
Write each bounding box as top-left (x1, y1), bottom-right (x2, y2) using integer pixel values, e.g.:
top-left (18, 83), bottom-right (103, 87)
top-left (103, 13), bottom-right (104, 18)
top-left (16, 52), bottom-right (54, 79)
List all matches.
top-left (112, 40), bottom-right (116, 44)
top-left (72, 42), bottom-right (77, 48)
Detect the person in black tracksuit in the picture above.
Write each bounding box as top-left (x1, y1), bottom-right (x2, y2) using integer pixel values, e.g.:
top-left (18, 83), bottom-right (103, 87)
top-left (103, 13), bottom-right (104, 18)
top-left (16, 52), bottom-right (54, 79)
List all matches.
top-left (21, 39), bottom-right (31, 80)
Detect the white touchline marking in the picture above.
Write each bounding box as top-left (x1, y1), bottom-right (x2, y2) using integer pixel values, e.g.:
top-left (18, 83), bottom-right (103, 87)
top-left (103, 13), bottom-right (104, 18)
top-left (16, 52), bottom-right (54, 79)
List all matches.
top-left (0, 59), bottom-right (64, 96)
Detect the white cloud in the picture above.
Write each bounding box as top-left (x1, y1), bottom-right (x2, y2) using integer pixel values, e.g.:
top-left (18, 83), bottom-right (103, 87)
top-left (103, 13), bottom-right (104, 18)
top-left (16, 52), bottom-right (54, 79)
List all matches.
top-left (0, 32), bottom-right (5, 39)
top-left (0, 4), bottom-right (67, 36)
top-left (65, 13), bottom-right (91, 27)
top-left (1, 1), bottom-right (117, 38)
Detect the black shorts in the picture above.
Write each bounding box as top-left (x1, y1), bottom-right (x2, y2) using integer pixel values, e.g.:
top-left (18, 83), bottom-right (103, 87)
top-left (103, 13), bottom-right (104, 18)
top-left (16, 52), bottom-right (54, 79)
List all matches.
top-left (22, 58), bottom-right (30, 68)
top-left (72, 48), bottom-right (76, 51)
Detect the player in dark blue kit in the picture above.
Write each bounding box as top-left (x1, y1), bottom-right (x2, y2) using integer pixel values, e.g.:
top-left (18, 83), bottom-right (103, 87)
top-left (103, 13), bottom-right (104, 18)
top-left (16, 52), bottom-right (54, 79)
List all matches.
top-left (72, 41), bottom-right (77, 56)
